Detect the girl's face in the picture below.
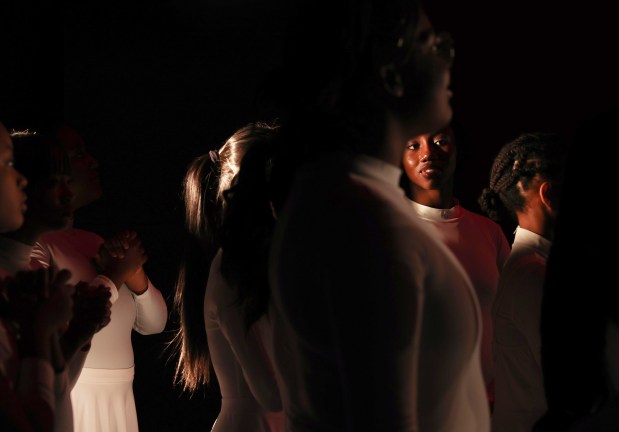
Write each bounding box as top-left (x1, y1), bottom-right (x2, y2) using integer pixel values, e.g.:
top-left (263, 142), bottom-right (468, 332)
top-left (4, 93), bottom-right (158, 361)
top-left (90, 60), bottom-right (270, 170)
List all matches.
top-left (0, 124), bottom-right (28, 233)
top-left (403, 125), bottom-right (457, 193)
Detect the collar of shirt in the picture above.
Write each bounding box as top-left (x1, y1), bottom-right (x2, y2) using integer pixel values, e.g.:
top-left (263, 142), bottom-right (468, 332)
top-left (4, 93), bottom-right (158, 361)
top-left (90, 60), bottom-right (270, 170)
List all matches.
top-left (409, 199), bottom-right (463, 221)
top-left (513, 226), bottom-right (553, 259)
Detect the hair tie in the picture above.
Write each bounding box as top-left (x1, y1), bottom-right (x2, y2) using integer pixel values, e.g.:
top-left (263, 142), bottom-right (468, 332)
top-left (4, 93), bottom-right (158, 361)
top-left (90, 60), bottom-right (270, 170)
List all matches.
top-left (209, 150), bottom-right (219, 164)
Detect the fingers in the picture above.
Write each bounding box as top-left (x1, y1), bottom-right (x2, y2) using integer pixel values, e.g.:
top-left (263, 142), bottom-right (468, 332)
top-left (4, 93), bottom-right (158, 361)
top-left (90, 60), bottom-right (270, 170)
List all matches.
top-left (71, 284), bottom-right (113, 335)
top-left (102, 230), bottom-right (141, 259)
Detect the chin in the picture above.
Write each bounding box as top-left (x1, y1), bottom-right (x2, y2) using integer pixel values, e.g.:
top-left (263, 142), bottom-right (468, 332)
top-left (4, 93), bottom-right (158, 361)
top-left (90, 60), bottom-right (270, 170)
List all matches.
top-left (5, 216), bottom-right (24, 233)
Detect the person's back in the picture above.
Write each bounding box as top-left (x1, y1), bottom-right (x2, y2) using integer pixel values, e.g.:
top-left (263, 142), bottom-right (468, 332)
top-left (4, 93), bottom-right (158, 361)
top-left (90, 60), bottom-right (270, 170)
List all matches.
top-left (478, 133), bottom-right (567, 432)
top-left (270, 153), bottom-right (489, 431)
top-left (172, 122), bottom-right (283, 432)
top-left (266, 0), bottom-right (490, 430)
top-left (492, 226), bottom-right (550, 431)
top-left (205, 250), bottom-right (283, 432)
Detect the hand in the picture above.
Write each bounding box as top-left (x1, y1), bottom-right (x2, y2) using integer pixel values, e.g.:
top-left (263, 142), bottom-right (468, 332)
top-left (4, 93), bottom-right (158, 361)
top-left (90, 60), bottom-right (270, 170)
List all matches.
top-left (96, 230), bottom-right (148, 287)
top-left (99, 230), bottom-right (138, 260)
top-left (72, 282), bottom-right (112, 334)
top-left (3, 268), bottom-right (75, 335)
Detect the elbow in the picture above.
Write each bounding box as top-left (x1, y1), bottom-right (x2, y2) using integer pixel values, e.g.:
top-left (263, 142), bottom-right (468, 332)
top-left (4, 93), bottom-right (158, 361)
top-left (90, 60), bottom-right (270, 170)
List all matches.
top-left (134, 315), bottom-right (168, 335)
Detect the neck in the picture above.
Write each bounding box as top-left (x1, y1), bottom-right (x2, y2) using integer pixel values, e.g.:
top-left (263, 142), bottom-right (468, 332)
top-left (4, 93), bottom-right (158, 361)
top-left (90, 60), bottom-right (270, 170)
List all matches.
top-left (3, 223), bottom-right (47, 246)
top-left (517, 212), bottom-right (555, 241)
top-left (412, 186), bottom-right (455, 209)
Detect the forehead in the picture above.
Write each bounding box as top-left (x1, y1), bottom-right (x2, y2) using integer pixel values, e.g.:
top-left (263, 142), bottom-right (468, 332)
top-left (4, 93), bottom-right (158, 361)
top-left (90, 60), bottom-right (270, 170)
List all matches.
top-left (413, 125), bottom-right (454, 142)
top-left (0, 124), bottom-right (12, 151)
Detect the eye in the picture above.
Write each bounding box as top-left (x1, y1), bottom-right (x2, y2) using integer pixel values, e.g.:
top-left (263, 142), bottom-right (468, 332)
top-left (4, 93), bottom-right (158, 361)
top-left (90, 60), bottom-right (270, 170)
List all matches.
top-left (433, 136), bottom-right (451, 147)
top-left (407, 141), bottom-right (420, 150)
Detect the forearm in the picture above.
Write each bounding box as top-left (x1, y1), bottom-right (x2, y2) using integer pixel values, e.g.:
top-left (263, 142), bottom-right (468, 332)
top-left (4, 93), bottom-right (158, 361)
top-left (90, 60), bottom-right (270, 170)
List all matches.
top-left (126, 267), bottom-right (148, 295)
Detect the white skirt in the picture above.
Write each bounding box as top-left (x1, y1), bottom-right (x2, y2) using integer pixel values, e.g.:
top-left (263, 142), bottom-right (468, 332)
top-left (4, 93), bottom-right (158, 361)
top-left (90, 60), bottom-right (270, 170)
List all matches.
top-left (70, 366), bottom-right (138, 432)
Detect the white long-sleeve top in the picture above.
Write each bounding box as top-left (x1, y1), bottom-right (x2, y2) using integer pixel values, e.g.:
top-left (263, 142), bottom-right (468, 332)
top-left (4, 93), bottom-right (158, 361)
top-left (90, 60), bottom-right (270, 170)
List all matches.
top-left (31, 229), bottom-right (167, 370)
top-left (269, 154), bottom-right (490, 432)
top-left (492, 226), bottom-right (551, 432)
top-left (204, 249), bottom-right (283, 431)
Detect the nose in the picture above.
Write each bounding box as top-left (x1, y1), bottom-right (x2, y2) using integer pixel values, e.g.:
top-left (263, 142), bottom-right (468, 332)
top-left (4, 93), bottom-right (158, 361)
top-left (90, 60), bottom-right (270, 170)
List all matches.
top-left (420, 143), bottom-right (439, 162)
top-left (17, 170), bottom-right (28, 190)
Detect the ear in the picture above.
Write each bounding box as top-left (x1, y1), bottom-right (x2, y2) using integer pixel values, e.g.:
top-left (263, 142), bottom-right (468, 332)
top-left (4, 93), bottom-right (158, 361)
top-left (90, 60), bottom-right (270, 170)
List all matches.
top-left (379, 63), bottom-right (404, 98)
top-left (539, 181), bottom-right (555, 212)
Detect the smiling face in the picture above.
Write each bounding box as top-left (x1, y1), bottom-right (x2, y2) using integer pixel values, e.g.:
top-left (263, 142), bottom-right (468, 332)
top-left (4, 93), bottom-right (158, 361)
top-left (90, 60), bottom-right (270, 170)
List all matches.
top-left (0, 123), bottom-right (28, 233)
top-left (402, 125), bottom-right (457, 199)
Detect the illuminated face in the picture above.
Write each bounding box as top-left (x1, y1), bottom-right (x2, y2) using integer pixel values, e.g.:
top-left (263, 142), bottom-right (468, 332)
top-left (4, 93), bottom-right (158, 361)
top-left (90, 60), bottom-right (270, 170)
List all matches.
top-left (402, 126), bottom-right (457, 192)
top-left (0, 124), bottom-right (28, 233)
top-left (56, 126), bottom-right (102, 209)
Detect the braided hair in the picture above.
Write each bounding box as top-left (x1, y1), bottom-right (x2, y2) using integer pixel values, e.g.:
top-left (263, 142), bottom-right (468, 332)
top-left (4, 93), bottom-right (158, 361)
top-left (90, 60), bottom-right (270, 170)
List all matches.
top-left (479, 133), bottom-right (566, 223)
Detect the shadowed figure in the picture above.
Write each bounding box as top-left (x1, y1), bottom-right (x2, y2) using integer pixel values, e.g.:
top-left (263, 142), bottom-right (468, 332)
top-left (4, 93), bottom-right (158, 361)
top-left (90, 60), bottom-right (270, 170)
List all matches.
top-left (535, 105), bottom-right (619, 431)
top-left (264, 1), bottom-right (490, 431)
top-left (478, 132), bottom-right (567, 432)
top-left (172, 122), bottom-right (283, 431)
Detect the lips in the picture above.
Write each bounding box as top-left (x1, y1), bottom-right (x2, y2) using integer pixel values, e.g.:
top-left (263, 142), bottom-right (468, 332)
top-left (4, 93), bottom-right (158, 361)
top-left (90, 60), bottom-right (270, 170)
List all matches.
top-left (419, 164), bottom-right (446, 178)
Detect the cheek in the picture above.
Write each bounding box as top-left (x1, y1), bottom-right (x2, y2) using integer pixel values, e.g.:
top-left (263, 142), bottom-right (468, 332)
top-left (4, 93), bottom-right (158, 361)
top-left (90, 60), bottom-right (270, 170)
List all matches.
top-left (402, 152), bottom-right (414, 168)
top-left (402, 157), bottom-right (418, 178)
top-left (406, 55), bottom-right (444, 96)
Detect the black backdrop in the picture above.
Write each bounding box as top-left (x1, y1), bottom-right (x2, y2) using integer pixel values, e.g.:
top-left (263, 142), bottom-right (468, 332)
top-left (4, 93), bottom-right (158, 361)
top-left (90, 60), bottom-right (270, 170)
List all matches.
top-left (1, 1), bottom-right (617, 430)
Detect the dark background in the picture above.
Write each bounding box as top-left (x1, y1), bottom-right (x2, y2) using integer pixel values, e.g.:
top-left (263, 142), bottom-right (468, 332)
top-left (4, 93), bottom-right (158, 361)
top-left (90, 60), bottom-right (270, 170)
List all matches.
top-left (1, 1), bottom-right (617, 430)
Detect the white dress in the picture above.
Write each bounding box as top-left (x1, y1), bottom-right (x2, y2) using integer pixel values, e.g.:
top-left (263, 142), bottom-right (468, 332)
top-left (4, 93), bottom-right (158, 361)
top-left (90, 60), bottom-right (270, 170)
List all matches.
top-left (204, 249), bottom-right (283, 432)
top-left (32, 229), bottom-right (168, 432)
top-left (269, 154), bottom-right (490, 432)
